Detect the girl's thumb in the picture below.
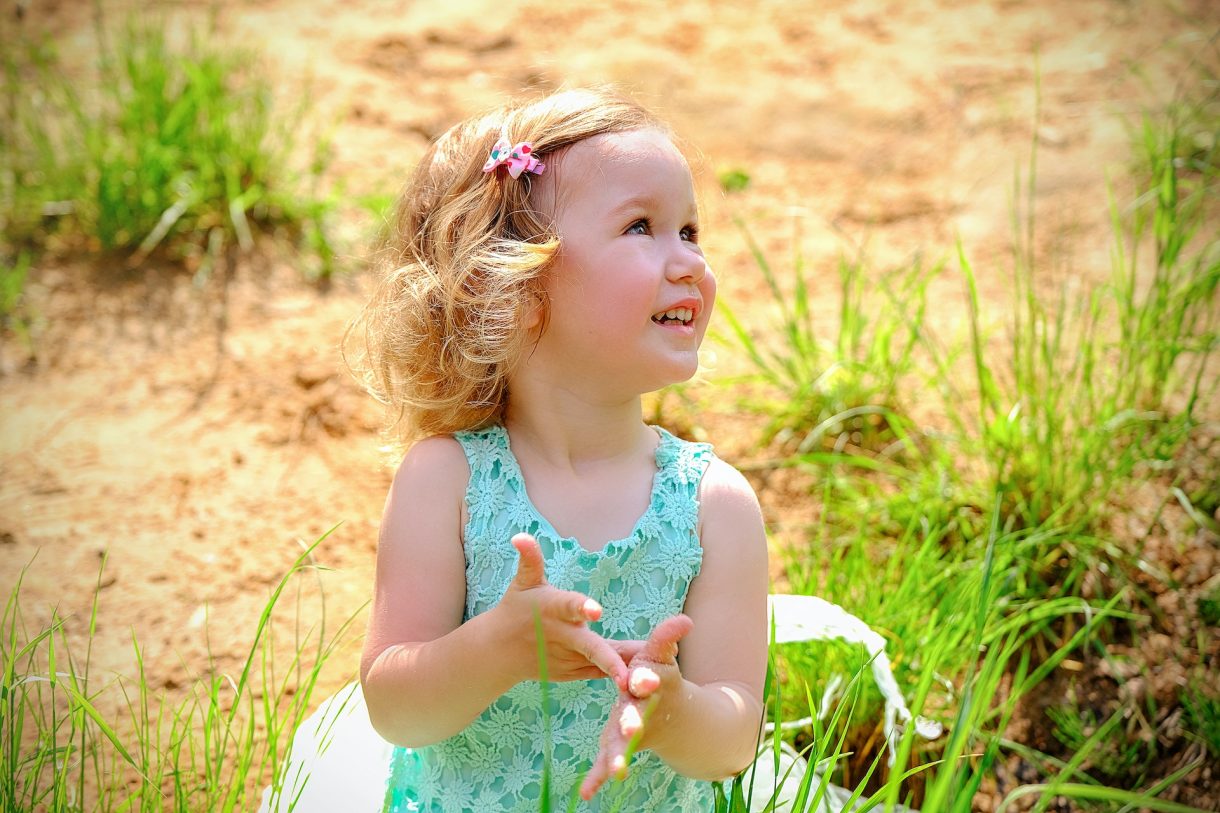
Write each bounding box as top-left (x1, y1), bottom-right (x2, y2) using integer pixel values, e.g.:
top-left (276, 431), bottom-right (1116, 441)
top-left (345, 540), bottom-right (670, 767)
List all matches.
top-left (509, 533), bottom-right (546, 588)
top-left (639, 614), bottom-right (694, 662)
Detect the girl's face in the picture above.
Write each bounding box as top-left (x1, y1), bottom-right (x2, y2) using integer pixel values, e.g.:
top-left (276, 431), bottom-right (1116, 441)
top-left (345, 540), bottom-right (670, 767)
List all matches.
top-left (529, 129), bottom-right (716, 398)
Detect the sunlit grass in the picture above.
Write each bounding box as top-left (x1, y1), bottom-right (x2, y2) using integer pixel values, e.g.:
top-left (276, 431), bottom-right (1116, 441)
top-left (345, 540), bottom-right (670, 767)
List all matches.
top-left (0, 9), bottom-right (339, 280)
top-left (1, 531), bottom-right (359, 813)
top-left (712, 49), bottom-right (1217, 811)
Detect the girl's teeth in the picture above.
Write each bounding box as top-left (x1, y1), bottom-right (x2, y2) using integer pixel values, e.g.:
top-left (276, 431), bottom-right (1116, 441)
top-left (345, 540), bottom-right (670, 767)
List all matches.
top-left (653, 307), bottom-right (694, 324)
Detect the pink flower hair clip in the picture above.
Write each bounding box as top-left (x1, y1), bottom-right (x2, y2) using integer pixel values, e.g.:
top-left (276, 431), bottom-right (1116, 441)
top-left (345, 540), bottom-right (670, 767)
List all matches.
top-left (482, 136), bottom-right (546, 179)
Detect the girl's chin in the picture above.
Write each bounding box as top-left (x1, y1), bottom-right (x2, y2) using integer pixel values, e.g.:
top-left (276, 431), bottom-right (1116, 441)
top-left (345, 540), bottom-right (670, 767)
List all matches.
top-left (640, 357), bottom-right (702, 392)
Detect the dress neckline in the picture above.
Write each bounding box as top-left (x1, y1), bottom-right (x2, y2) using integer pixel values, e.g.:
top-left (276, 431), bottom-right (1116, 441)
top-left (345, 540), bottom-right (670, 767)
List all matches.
top-left (496, 423), bottom-right (673, 556)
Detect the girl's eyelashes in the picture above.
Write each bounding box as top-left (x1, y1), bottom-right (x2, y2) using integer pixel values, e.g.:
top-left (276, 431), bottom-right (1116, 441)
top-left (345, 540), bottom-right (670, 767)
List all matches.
top-left (624, 218), bottom-right (700, 243)
top-left (626, 218), bottom-right (651, 235)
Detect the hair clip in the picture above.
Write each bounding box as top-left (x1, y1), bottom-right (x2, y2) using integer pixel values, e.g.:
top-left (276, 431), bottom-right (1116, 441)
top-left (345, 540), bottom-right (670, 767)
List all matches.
top-left (482, 137), bottom-right (546, 179)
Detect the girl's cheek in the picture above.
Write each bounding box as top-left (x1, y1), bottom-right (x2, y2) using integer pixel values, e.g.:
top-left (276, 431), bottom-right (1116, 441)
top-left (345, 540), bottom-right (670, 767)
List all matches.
top-left (700, 268), bottom-right (717, 316)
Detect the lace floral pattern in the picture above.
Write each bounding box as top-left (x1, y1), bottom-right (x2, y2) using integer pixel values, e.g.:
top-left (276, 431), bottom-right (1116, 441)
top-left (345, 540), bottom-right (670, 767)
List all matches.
top-left (383, 424), bottom-right (715, 812)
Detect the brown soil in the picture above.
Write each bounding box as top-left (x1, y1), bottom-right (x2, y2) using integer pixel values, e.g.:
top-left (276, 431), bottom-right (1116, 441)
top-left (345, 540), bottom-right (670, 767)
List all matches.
top-left (2, 0), bottom-right (1217, 809)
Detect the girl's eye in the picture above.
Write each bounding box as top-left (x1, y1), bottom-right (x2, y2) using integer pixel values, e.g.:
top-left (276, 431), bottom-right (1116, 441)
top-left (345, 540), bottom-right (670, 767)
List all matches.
top-left (626, 218), bottom-right (650, 235)
top-left (681, 225), bottom-right (700, 243)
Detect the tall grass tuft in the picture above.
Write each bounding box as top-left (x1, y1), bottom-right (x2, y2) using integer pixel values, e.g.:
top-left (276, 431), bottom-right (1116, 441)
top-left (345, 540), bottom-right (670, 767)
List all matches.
top-left (715, 223), bottom-right (935, 455)
top-left (953, 94), bottom-right (1217, 540)
top-left (710, 501), bottom-right (1183, 812)
top-left (714, 58), bottom-right (1218, 808)
top-left (0, 9), bottom-right (338, 279)
top-left (1, 530), bottom-right (359, 812)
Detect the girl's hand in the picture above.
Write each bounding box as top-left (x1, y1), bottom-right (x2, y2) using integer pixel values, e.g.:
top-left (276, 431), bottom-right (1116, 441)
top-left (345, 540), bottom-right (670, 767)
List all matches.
top-left (579, 614), bottom-right (694, 801)
top-left (493, 533), bottom-right (630, 690)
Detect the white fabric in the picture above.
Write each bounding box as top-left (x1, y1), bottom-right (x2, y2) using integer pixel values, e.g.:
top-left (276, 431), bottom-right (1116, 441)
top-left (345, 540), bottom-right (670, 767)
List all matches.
top-left (258, 683), bottom-right (394, 813)
top-left (768, 594), bottom-right (943, 764)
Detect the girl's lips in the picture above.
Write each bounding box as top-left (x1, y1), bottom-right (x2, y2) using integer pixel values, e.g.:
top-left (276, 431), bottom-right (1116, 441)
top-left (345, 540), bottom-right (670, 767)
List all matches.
top-left (652, 318), bottom-right (697, 336)
top-left (652, 298), bottom-right (702, 323)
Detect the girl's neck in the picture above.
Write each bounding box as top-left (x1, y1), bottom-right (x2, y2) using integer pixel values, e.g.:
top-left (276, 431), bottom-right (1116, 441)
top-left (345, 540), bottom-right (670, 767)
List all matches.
top-left (503, 384), bottom-right (653, 469)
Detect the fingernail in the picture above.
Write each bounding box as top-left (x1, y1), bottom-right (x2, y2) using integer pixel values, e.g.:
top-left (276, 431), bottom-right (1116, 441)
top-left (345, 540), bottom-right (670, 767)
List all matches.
top-left (612, 755), bottom-right (626, 777)
top-left (628, 667), bottom-right (658, 697)
top-left (583, 598), bottom-right (601, 618)
top-left (619, 705), bottom-right (643, 736)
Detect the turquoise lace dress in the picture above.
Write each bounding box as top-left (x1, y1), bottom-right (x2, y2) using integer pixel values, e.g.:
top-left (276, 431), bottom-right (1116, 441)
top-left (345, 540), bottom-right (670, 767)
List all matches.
top-left (383, 423), bottom-right (717, 812)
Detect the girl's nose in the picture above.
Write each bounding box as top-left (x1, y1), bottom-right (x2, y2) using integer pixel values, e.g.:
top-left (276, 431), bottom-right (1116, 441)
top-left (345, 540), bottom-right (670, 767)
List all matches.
top-left (665, 244), bottom-right (707, 285)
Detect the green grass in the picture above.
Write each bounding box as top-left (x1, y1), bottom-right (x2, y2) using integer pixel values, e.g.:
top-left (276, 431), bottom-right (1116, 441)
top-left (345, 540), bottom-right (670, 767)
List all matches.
top-left (719, 168), bottom-right (752, 194)
top-left (713, 527), bottom-right (1202, 813)
top-left (4, 546), bottom-right (1208, 813)
top-left (0, 8), bottom-right (339, 280)
top-left (0, 251), bottom-right (33, 353)
top-left (711, 51), bottom-right (1218, 812)
top-left (714, 237), bottom-right (933, 455)
top-left (1, 531), bottom-right (360, 812)
top-left (1180, 678), bottom-right (1220, 760)
top-left (1047, 703), bottom-right (1155, 785)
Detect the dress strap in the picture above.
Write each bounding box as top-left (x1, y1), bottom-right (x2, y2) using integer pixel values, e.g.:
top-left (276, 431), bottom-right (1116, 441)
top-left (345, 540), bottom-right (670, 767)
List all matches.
top-left (648, 426), bottom-right (715, 538)
top-left (451, 423), bottom-right (512, 475)
top-left (651, 426), bottom-right (714, 486)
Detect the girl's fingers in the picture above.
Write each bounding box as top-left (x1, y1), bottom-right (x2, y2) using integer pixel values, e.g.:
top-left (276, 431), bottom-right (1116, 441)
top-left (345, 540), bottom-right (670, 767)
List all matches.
top-left (618, 702), bottom-right (644, 738)
top-left (609, 639), bottom-right (647, 663)
top-left (567, 664), bottom-right (610, 680)
top-left (580, 724), bottom-right (626, 800)
top-left (510, 540), bottom-right (600, 623)
top-left (579, 631), bottom-right (630, 689)
top-left (506, 533), bottom-right (627, 686)
top-left (637, 614), bottom-right (694, 663)
top-left (583, 693), bottom-right (653, 799)
top-left (580, 735), bottom-right (616, 800)
top-left (579, 758), bottom-right (606, 800)
top-left (508, 533), bottom-right (546, 589)
top-left (627, 666), bottom-right (660, 698)
top-left (547, 590), bottom-right (601, 624)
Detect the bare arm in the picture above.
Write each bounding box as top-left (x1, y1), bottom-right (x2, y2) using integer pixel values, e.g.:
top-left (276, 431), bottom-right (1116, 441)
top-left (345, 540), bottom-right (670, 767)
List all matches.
top-left (582, 457), bottom-right (769, 795)
top-left (360, 437), bottom-right (631, 748)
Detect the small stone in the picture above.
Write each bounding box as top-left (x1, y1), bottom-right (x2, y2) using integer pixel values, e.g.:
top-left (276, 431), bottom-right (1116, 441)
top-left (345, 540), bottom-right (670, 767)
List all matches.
top-left (1118, 677), bottom-right (1146, 704)
top-left (294, 364), bottom-right (332, 390)
top-left (1037, 124), bottom-right (1067, 146)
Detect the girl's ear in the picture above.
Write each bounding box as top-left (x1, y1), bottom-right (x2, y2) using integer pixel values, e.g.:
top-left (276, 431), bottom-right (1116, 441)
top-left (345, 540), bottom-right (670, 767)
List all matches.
top-left (522, 289), bottom-right (546, 332)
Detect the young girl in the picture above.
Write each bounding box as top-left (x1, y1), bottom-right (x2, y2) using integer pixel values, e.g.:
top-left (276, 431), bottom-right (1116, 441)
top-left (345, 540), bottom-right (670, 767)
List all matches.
top-left (348, 86), bottom-right (769, 812)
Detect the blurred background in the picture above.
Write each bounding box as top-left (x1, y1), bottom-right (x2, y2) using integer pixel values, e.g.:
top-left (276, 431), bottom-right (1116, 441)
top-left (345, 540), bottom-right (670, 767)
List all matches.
top-left (1, 1), bottom-right (1217, 810)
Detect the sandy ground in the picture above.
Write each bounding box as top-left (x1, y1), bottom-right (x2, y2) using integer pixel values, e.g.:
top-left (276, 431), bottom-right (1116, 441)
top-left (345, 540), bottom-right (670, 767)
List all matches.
top-left (2, 0), bottom-right (1217, 807)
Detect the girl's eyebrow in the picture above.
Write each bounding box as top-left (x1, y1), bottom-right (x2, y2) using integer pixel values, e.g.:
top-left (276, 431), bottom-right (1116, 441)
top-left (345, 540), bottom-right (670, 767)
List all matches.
top-left (607, 194), bottom-right (698, 220)
top-left (607, 194), bottom-right (657, 216)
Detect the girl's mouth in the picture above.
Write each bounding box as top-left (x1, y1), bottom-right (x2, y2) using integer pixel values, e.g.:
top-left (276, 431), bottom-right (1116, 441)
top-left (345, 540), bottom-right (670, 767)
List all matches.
top-left (651, 307), bottom-right (694, 326)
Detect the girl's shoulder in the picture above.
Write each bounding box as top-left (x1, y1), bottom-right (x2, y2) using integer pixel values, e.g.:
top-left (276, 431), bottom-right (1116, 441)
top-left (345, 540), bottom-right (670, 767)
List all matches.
top-left (398, 433), bottom-right (469, 466)
top-left (694, 454), bottom-right (768, 571)
top-left (695, 454), bottom-right (764, 538)
top-left (697, 454), bottom-right (760, 507)
top-left (390, 434), bottom-right (471, 500)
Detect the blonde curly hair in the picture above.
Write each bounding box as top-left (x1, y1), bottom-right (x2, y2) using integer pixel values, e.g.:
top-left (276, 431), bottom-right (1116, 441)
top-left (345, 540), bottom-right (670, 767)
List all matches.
top-left (345, 87), bottom-right (664, 447)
